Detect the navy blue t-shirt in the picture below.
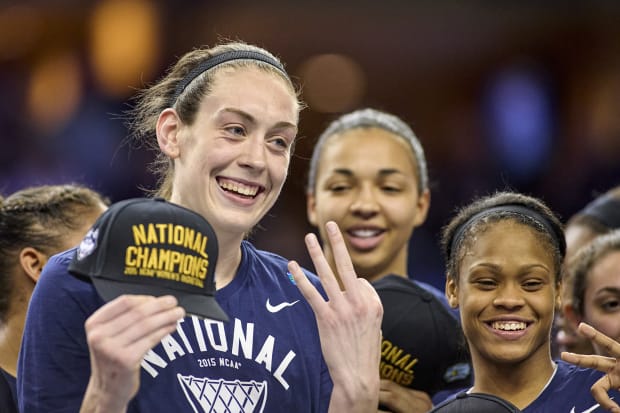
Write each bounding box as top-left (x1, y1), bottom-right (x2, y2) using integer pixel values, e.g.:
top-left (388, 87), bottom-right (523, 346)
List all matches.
top-left (18, 241), bottom-right (331, 412)
top-left (0, 368), bottom-right (18, 413)
top-left (523, 360), bottom-right (620, 412)
top-left (432, 360), bottom-right (620, 412)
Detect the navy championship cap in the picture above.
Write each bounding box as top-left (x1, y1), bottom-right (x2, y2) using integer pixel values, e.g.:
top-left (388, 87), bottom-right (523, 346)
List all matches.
top-left (69, 197), bottom-right (228, 322)
top-left (429, 392), bottom-right (522, 413)
top-left (373, 275), bottom-right (472, 396)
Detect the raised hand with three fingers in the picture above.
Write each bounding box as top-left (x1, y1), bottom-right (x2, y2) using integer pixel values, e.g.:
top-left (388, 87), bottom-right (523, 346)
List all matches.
top-left (288, 221), bottom-right (384, 413)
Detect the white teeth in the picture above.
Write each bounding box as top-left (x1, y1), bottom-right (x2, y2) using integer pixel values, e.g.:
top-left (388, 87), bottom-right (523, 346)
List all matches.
top-left (492, 321), bottom-right (526, 331)
top-left (220, 181), bottom-right (258, 197)
top-left (350, 229), bottom-right (381, 238)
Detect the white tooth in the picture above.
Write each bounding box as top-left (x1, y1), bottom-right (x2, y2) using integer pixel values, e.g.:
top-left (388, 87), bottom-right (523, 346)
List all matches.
top-left (220, 181), bottom-right (258, 196)
top-left (492, 321), bottom-right (526, 331)
top-left (352, 229), bottom-right (379, 238)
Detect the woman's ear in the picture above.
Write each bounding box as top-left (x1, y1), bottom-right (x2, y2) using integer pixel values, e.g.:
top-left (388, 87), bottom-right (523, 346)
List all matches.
top-left (446, 276), bottom-right (459, 308)
top-left (306, 192), bottom-right (318, 226)
top-left (156, 108), bottom-right (182, 159)
top-left (18, 247), bottom-right (48, 283)
top-left (412, 189), bottom-right (431, 228)
top-left (562, 302), bottom-right (582, 332)
top-left (555, 281), bottom-right (563, 311)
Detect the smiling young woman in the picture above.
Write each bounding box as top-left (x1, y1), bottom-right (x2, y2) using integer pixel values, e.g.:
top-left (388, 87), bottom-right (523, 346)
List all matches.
top-left (306, 109), bottom-right (471, 413)
top-left (430, 191), bottom-right (620, 412)
top-left (17, 42), bottom-right (383, 413)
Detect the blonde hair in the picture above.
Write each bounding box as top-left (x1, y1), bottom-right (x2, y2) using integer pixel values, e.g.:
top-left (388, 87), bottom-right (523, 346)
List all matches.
top-left (125, 41), bottom-right (302, 199)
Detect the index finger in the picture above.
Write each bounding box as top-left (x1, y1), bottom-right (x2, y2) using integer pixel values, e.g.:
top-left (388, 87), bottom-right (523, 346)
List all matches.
top-left (561, 352), bottom-right (617, 373)
top-left (87, 295), bottom-right (175, 325)
top-left (579, 322), bottom-right (620, 358)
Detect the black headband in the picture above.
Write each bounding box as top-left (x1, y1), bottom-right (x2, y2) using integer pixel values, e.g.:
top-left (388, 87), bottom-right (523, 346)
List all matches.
top-left (581, 193), bottom-right (620, 229)
top-left (170, 50), bottom-right (288, 106)
top-left (448, 204), bottom-right (565, 259)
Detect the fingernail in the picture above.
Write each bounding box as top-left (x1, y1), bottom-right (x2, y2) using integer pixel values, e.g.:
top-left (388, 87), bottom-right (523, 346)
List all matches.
top-left (287, 262), bottom-right (304, 285)
top-left (305, 233), bottom-right (319, 247)
top-left (163, 295), bottom-right (178, 305)
top-left (326, 221), bottom-right (337, 234)
top-left (288, 261), bottom-right (300, 274)
top-left (580, 322), bottom-right (595, 336)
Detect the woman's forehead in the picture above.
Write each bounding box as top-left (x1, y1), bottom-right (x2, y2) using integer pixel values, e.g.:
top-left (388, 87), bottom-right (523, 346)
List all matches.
top-left (204, 66), bottom-right (299, 123)
top-left (462, 220), bottom-right (556, 265)
top-left (466, 219), bottom-right (546, 251)
top-left (210, 65), bottom-right (297, 100)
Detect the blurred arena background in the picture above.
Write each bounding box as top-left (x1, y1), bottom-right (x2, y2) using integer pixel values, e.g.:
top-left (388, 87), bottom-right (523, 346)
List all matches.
top-left (1, 0), bottom-right (619, 289)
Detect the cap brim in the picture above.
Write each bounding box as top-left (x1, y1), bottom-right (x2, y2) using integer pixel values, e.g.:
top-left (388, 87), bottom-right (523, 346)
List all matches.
top-left (92, 278), bottom-right (229, 322)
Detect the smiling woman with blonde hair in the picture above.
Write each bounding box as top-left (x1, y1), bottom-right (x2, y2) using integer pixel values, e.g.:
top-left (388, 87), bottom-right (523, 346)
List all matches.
top-left (18, 42), bottom-right (383, 413)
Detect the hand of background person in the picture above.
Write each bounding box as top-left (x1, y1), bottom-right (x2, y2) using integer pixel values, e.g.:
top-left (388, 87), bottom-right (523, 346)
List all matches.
top-left (561, 322), bottom-right (620, 413)
top-left (80, 295), bottom-right (185, 413)
top-left (289, 221), bottom-right (383, 413)
top-left (378, 379), bottom-right (433, 413)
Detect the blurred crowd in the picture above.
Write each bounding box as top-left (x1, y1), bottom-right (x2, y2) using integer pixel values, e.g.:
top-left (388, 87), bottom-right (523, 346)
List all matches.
top-left (1, 0), bottom-right (619, 290)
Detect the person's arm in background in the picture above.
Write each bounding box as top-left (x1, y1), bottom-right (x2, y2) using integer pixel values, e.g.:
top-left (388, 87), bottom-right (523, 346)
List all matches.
top-left (378, 380), bottom-right (433, 413)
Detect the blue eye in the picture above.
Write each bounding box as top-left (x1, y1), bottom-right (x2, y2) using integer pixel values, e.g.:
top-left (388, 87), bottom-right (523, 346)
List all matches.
top-left (226, 125), bottom-right (246, 136)
top-left (266, 135), bottom-right (292, 153)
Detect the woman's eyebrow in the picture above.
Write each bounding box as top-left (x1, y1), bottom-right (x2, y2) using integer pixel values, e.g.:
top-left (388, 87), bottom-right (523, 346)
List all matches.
top-left (216, 107), bottom-right (297, 132)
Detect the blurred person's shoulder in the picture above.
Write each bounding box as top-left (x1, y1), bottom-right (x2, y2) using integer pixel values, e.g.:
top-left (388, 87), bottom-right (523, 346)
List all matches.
top-left (36, 247), bottom-right (103, 308)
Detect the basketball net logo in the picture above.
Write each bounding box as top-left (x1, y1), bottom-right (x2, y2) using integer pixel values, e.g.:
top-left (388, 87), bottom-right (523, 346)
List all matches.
top-left (177, 374), bottom-right (268, 412)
